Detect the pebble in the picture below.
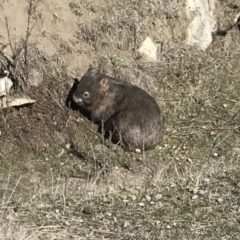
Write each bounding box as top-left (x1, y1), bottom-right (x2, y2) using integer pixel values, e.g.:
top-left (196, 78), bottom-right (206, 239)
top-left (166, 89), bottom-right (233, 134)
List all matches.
top-left (64, 221), bottom-right (70, 226)
top-left (123, 221), bottom-right (130, 227)
top-left (131, 195), bottom-right (137, 201)
top-left (203, 178), bottom-right (210, 184)
top-left (135, 148), bottom-right (141, 153)
top-left (106, 212), bottom-right (112, 217)
top-left (193, 188), bottom-right (198, 194)
top-left (199, 190), bottom-right (205, 195)
top-left (192, 195), bottom-right (198, 200)
top-left (66, 143), bottom-right (71, 149)
top-left (155, 194), bottom-right (162, 200)
top-left (145, 195), bottom-right (151, 202)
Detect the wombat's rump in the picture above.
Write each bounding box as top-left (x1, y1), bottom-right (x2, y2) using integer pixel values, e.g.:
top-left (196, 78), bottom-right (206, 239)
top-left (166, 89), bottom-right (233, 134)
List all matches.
top-left (72, 65), bottom-right (164, 151)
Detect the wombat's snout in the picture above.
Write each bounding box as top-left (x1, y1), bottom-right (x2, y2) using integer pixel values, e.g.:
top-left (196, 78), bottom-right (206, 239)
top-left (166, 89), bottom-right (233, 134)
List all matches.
top-left (73, 94), bottom-right (83, 105)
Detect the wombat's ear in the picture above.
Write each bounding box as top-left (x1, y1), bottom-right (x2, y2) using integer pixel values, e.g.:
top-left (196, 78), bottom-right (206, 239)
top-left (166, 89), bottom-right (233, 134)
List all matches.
top-left (100, 78), bottom-right (109, 91)
top-left (74, 78), bottom-right (80, 84)
top-left (88, 64), bottom-right (93, 69)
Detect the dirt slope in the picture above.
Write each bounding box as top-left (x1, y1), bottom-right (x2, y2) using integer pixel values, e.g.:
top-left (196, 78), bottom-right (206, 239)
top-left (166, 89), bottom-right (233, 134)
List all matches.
top-left (0, 0), bottom-right (240, 239)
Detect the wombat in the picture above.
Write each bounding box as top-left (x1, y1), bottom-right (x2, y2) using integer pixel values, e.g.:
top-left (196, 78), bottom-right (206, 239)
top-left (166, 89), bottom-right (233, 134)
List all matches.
top-left (72, 65), bottom-right (164, 151)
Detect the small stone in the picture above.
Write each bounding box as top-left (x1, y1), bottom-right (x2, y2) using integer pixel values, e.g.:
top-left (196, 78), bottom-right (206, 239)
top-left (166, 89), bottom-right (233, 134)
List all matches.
top-left (213, 152), bottom-right (218, 157)
top-left (53, 13), bottom-right (58, 20)
top-left (145, 195), bottom-right (151, 202)
top-left (55, 209), bottom-right (60, 214)
top-left (139, 202), bottom-right (145, 207)
top-left (192, 195), bottom-right (198, 200)
top-left (66, 143), bottom-right (71, 149)
top-left (217, 197), bottom-right (223, 203)
top-left (166, 225), bottom-right (171, 229)
top-left (193, 188), bottom-right (198, 194)
top-left (155, 220), bottom-right (160, 225)
top-left (131, 195), bottom-right (137, 201)
top-left (223, 104), bottom-right (227, 108)
top-left (122, 199), bottom-right (129, 204)
top-left (199, 190), bottom-right (205, 195)
top-left (203, 178), bottom-right (210, 184)
top-left (106, 212), bottom-right (112, 217)
top-left (123, 221), bottom-right (130, 227)
top-left (135, 148), bottom-right (141, 153)
top-left (64, 221), bottom-right (70, 226)
top-left (155, 194), bottom-right (162, 200)
top-left (82, 205), bottom-right (93, 215)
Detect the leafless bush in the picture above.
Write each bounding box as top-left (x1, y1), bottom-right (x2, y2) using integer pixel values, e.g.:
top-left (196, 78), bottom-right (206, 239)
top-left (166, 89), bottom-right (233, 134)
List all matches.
top-left (0, 0), bottom-right (43, 93)
top-left (77, 23), bottom-right (101, 44)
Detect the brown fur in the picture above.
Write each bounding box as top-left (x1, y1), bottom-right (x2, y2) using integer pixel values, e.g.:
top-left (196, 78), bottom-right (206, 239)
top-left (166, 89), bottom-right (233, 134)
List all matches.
top-left (71, 65), bottom-right (164, 151)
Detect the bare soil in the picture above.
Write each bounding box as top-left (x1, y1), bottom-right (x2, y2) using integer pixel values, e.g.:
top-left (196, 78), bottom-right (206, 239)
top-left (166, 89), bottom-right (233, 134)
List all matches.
top-left (0, 0), bottom-right (240, 239)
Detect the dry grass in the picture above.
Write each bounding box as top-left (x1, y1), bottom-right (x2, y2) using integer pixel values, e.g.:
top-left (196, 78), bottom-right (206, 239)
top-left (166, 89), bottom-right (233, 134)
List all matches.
top-left (1, 0), bottom-right (240, 239)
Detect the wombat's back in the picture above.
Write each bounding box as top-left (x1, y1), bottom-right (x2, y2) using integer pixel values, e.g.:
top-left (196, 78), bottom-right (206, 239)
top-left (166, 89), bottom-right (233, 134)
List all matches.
top-left (104, 84), bottom-right (164, 151)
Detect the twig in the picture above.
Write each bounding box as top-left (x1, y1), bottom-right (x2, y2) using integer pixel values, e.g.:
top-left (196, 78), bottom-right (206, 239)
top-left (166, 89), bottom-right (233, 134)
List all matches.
top-left (24, 0), bottom-right (40, 84)
top-left (4, 17), bottom-right (14, 55)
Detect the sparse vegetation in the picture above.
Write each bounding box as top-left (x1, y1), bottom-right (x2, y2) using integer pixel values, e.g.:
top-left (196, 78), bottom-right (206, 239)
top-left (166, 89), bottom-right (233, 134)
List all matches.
top-left (0, 0), bottom-right (240, 239)
top-left (86, 3), bottom-right (96, 13)
top-left (110, 56), bottom-right (126, 67)
top-left (69, 2), bottom-right (82, 17)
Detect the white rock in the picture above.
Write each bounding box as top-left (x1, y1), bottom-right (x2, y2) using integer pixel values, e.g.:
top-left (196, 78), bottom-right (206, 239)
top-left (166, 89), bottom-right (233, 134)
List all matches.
top-left (145, 195), bottom-right (151, 202)
top-left (66, 143), bottom-right (71, 149)
top-left (0, 76), bottom-right (13, 97)
top-left (135, 148), bottom-right (141, 153)
top-left (137, 37), bottom-right (158, 62)
top-left (8, 98), bottom-right (36, 106)
top-left (131, 195), bottom-right (137, 201)
top-left (203, 178), bottom-right (210, 184)
top-left (192, 195), bottom-right (198, 200)
top-left (155, 194), bottom-right (162, 200)
top-left (186, 0), bottom-right (217, 50)
top-left (0, 96), bottom-right (36, 109)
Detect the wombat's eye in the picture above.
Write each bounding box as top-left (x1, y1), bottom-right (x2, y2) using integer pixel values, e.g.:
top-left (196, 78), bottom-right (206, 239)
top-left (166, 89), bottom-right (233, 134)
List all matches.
top-left (83, 91), bottom-right (89, 98)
